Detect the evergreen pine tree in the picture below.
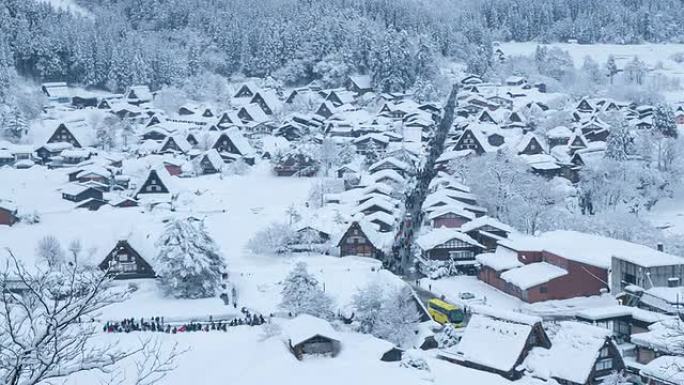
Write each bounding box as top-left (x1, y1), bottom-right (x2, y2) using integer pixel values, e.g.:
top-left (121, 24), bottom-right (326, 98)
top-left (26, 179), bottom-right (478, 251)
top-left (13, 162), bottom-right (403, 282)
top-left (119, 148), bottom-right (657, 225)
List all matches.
top-left (605, 116), bottom-right (633, 161)
top-left (605, 55), bottom-right (619, 85)
top-left (279, 261), bottom-right (333, 318)
top-left (653, 104), bottom-right (678, 138)
top-left (155, 218), bottom-right (227, 299)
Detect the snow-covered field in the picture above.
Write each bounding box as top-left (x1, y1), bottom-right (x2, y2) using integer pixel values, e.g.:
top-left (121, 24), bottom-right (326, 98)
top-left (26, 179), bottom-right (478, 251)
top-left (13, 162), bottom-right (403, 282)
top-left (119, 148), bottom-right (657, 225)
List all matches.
top-left (62, 326), bottom-right (514, 385)
top-left (500, 42), bottom-right (684, 102)
top-left (34, 0), bottom-right (91, 17)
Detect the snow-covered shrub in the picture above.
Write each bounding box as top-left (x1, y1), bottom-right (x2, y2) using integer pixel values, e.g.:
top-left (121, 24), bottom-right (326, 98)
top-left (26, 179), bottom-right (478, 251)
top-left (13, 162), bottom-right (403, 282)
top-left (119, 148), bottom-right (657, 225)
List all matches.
top-left (19, 210), bottom-right (40, 224)
top-left (400, 350), bottom-right (431, 371)
top-left (155, 218), bottom-right (227, 299)
top-left (435, 324), bottom-right (461, 349)
top-left (352, 284), bottom-right (420, 347)
top-left (247, 222), bottom-right (295, 255)
top-left (671, 52), bottom-right (684, 64)
top-left (417, 258), bottom-right (460, 279)
top-left (279, 262), bottom-right (334, 319)
top-left (351, 282), bottom-right (385, 333)
top-left (259, 322), bottom-right (281, 341)
top-left (36, 235), bottom-right (65, 268)
top-left (224, 158), bottom-right (250, 176)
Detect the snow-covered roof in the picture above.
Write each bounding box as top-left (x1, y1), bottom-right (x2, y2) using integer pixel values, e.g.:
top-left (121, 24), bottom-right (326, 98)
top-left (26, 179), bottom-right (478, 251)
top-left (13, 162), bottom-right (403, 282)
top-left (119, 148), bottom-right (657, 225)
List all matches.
top-left (354, 197), bottom-right (398, 216)
top-left (132, 165), bottom-right (178, 198)
top-left (127, 85), bottom-right (153, 102)
top-left (202, 149), bottom-right (224, 172)
top-left (546, 126), bottom-right (572, 138)
top-left (240, 104), bottom-right (269, 123)
top-left (368, 157), bottom-right (411, 173)
top-left (251, 90), bottom-right (282, 113)
top-left (460, 216), bottom-right (515, 234)
top-left (642, 286), bottom-right (684, 306)
top-left (524, 321), bottom-right (611, 385)
top-left (415, 228), bottom-right (484, 251)
top-left (353, 133), bottom-right (390, 145)
top-left (283, 314), bottom-right (339, 346)
top-left (515, 133), bottom-right (548, 154)
top-left (640, 355), bottom-right (684, 385)
top-left (476, 246), bottom-right (523, 272)
top-left (447, 313), bottom-right (534, 373)
top-left (501, 230), bottom-right (682, 270)
top-left (348, 75), bottom-right (371, 90)
top-left (214, 128), bottom-right (255, 156)
top-left (575, 305), bottom-right (670, 324)
top-left (160, 135), bottom-right (192, 153)
top-left (631, 319), bottom-right (684, 355)
top-left (369, 169), bottom-right (405, 184)
top-left (427, 206), bottom-right (476, 221)
top-left (500, 262), bottom-right (568, 290)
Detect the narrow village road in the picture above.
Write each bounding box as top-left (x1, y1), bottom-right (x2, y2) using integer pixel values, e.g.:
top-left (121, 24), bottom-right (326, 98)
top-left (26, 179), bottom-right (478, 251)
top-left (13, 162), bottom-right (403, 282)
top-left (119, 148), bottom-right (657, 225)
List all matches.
top-left (388, 84), bottom-right (460, 277)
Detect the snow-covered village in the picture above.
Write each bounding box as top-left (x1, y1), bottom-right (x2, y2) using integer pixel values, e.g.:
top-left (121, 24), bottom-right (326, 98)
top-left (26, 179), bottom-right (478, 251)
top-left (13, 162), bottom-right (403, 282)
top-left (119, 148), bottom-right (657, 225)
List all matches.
top-left (3, 1), bottom-right (684, 385)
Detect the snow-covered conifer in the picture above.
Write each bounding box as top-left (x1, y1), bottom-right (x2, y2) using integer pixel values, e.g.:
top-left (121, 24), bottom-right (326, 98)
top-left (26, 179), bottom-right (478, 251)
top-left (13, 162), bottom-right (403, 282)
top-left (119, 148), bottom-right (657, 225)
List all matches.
top-left (156, 218), bottom-right (227, 299)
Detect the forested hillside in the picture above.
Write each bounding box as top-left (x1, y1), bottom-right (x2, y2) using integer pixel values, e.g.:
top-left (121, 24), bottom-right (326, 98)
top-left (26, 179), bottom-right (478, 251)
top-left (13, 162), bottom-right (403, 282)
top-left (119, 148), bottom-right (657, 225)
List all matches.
top-left (1, 0), bottom-right (683, 93)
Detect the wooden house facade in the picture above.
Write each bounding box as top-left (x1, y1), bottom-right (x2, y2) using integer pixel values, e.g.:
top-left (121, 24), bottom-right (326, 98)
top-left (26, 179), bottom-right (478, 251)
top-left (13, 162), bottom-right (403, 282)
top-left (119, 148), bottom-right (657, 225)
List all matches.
top-left (98, 240), bottom-right (156, 279)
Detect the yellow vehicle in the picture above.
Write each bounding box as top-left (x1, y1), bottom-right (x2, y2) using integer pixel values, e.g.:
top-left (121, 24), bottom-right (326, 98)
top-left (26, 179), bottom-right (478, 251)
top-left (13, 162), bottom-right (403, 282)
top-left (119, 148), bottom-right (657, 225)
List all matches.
top-left (427, 298), bottom-right (466, 327)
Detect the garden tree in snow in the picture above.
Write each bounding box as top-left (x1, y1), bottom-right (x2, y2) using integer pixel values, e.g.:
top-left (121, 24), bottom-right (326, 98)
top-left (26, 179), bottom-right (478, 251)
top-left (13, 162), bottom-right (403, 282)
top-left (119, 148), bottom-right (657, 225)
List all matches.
top-left (279, 262), bottom-right (333, 319)
top-left (452, 152), bottom-right (566, 233)
top-left (36, 235), bottom-right (65, 269)
top-left (246, 222), bottom-right (295, 255)
top-left (374, 286), bottom-right (421, 347)
top-left (153, 86), bottom-right (188, 115)
top-left (155, 218), bottom-right (227, 299)
top-left (624, 56), bottom-right (646, 85)
top-left (599, 371), bottom-right (632, 385)
top-left (534, 45), bottom-right (548, 73)
top-left (0, 250), bottom-right (182, 385)
top-left (351, 282), bottom-right (385, 334)
top-left (93, 114), bottom-right (120, 150)
top-left (312, 53), bottom-right (353, 88)
top-left (1, 108), bottom-right (28, 142)
top-left (286, 204), bottom-right (301, 225)
top-left (399, 350), bottom-right (431, 372)
top-left (539, 47), bottom-right (574, 80)
top-left (316, 138), bottom-right (341, 177)
top-left (0, 36), bottom-right (15, 105)
top-left (352, 284), bottom-right (420, 347)
top-left (581, 56), bottom-right (603, 84)
top-left (605, 55), bottom-right (619, 84)
top-left (653, 103), bottom-right (678, 138)
top-left (371, 29), bottom-right (416, 93)
top-left (605, 115), bottom-right (634, 161)
top-left (578, 158), bottom-right (669, 214)
top-left (435, 324), bottom-right (460, 348)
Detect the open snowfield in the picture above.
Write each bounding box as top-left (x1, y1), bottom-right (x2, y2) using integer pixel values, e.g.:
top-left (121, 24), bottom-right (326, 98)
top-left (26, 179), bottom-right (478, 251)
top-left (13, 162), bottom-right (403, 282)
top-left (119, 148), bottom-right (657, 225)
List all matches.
top-left (62, 324), bottom-right (514, 385)
top-left (34, 0), bottom-right (91, 17)
top-left (499, 42), bottom-right (684, 102)
top-left (648, 189), bottom-right (684, 236)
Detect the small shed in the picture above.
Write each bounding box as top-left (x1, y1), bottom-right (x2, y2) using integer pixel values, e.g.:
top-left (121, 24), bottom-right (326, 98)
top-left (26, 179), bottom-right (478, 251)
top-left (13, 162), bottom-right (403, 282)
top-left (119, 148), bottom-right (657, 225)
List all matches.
top-left (284, 315), bottom-right (341, 360)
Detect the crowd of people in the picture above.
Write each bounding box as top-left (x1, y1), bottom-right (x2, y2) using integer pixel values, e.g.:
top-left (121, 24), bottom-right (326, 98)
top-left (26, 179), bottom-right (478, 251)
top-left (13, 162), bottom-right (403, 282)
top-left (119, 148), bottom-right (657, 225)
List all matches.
top-left (103, 308), bottom-right (268, 334)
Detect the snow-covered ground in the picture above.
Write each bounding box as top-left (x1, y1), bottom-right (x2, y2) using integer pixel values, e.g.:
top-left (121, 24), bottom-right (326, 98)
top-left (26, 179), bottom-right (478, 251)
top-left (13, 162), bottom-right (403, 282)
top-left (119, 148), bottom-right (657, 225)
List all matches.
top-left (63, 324), bottom-right (514, 385)
top-left (34, 0), bottom-right (91, 17)
top-left (499, 42), bottom-right (684, 102)
top-left (648, 189), bottom-right (684, 236)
